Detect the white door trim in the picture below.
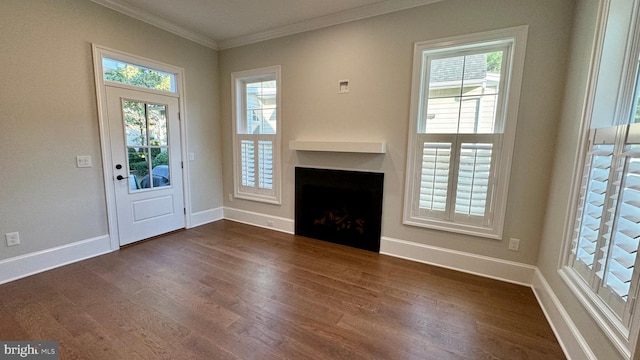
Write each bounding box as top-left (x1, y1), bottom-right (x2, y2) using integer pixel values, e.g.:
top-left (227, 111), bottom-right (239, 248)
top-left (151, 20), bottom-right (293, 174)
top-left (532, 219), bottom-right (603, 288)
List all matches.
top-left (92, 44), bottom-right (192, 250)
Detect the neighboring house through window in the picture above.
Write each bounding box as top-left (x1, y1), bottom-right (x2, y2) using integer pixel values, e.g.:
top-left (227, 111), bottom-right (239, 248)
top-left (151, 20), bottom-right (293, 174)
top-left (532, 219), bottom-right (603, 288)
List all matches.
top-left (231, 66), bottom-right (281, 204)
top-left (403, 26), bottom-right (528, 239)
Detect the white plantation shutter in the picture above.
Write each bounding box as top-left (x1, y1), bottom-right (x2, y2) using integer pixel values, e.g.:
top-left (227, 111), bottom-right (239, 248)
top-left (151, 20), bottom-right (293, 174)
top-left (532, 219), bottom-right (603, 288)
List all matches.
top-left (571, 126), bottom-right (640, 326)
top-left (455, 143), bottom-right (493, 220)
top-left (238, 136), bottom-right (275, 193)
top-left (240, 139), bottom-right (256, 187)
top-left (599, 145), bottom-right (640, 322)
top-left (573, 142), bottom-right (615, 275)
top-left (413, 134), bottom-right (499, 227)
top-left (258, 140), bottom-right (273, 190)
top-left (596, 153), bottom-right (625, 284)
top-left (418, 141), bottom-right (451, 215)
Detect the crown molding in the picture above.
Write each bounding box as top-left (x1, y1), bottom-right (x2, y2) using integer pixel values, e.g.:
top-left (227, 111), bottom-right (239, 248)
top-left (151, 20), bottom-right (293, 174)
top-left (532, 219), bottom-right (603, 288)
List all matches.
top-left (218, 0), bottom-right (443, 49)
top-left (92, 0), bottom-right (443, 51)
top-left (91, 0), bottom-right (220, 50)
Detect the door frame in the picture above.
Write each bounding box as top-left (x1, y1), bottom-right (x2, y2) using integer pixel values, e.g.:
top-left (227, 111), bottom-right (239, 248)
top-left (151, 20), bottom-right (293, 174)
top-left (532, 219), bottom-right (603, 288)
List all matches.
top-left (92, 44), bottom-right (192, 250)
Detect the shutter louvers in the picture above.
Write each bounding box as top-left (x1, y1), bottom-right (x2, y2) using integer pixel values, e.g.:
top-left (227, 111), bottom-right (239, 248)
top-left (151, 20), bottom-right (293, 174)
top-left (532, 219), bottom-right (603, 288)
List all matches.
top-left (258, 140), bottom-right (273, 190)
top-left (575, 144), bottom-right (615, 269)
top-left (572, 156), bottom-right (592, 260)
top-left (604, 149), bottom-right (640, 300)
top-left (456, 143), bottom-right (492, 217)
top-left (419, 142), bottom-right (451, 212)
top-left (595, 157), bottom-right (623, 281)
top-left (240, 140), bottom-right (255, 187)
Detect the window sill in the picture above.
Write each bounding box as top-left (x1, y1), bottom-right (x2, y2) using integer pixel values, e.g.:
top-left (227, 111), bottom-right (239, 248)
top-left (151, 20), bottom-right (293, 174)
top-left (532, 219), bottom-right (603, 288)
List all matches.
top-left (402, 216), bottom-right (502, 240)
top-left (234, 191), bottom-right (281, 205)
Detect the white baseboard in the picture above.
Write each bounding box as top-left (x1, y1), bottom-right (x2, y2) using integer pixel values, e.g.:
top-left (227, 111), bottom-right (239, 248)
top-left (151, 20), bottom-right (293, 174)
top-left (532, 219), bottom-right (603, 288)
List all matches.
top-left (531, 269), bottom-right (596, 360)
top-left (380, 236), bottom-right (536, 286)
top-left (223, 207), bottom-right (294, 234)
top-left (0, 235), bottom-right (113, 285)
top-left (190, 207), bottom-right (224, 228)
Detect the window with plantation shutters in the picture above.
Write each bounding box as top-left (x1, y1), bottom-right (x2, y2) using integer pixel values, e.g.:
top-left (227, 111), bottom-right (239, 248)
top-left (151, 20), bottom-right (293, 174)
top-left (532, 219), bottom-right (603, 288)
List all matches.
top-left (560, 1), bottom-right (640, 356)
top-left (404, 27), bottom-right (527, 238)
top-left (232, 66), bottom-right (281, 204)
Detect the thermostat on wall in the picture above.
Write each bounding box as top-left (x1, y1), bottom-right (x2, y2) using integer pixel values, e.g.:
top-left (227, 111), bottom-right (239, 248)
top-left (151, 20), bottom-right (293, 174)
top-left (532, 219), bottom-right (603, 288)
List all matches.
top-left (338, 79), bottom-right (349, 94)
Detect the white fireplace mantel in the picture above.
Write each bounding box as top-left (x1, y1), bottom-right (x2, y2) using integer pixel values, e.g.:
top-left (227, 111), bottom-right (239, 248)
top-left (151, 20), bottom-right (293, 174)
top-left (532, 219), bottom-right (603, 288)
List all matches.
top-left (289, 140), bottom-right (386, 154)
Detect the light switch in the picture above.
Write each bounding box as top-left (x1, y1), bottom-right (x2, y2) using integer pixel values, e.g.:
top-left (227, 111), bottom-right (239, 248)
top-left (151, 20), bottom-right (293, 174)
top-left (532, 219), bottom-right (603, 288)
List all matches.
top-left (76, 155), bottom-right (92, 168)
top-left (508, 238), bottom-right (520, 251)
top-left (5, 232), bottom-right (20, 247)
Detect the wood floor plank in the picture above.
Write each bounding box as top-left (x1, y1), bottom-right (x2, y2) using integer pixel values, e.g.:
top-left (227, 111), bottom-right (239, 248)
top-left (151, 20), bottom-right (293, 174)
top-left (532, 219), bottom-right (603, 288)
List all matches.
top-left (0, 305), bottom-right (30, 340)
top-left (0, 220), bottom-right (565, 359)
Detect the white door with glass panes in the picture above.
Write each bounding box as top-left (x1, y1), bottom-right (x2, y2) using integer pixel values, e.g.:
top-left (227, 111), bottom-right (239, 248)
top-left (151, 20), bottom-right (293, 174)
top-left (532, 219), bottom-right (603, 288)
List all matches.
top-left (106, 86), bottom-right (184, 246)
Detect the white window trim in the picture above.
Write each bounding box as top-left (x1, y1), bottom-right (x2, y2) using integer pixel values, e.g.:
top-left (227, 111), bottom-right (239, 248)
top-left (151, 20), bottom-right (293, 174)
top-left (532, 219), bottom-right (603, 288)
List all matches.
top-left (558, 1), bottom-right (640, 358)
top-left (403, 26), bottom-right (528, 239)
top-left (231, 65), bottom-right (282, 204)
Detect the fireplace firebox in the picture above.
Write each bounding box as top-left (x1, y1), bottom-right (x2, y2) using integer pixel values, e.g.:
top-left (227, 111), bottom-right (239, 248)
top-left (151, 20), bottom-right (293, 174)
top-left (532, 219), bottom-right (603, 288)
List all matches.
top-left (295, 167), bottom-right (384, 252)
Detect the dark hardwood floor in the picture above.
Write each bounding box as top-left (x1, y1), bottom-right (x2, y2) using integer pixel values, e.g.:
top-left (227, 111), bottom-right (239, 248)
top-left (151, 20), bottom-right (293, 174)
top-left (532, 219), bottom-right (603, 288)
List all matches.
top-left (0, 220), bottom-right (565, 359)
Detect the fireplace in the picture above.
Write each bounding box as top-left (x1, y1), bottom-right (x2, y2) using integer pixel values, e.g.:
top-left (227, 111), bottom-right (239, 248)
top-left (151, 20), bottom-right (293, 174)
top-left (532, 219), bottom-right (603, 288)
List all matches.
top-left (295, 167), bottom-right (384, 252)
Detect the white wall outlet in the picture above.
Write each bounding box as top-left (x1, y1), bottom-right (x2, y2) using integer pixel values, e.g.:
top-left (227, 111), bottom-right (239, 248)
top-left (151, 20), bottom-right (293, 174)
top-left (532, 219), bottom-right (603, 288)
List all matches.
top-left (76, 155), bottom-right (92, 168)
top-left (189, 152), bottom-right (195, 161)
top-left (228, 193), bottom-right (233, 202)
top-left (508, 238), bottom-right (520, 251)
top-left (5, 232), bottom-right (20, 247)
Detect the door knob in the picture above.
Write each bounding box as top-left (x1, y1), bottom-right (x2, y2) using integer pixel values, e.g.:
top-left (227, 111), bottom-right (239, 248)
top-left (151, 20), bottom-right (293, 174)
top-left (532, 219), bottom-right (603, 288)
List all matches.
top-left (115, 164), bottom-right (123, 169)
top-left (116, 175), bottom-right (129, 180)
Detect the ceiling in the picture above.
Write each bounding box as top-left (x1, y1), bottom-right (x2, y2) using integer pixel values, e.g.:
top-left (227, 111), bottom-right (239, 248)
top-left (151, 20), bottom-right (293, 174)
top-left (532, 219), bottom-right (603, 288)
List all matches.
top-left (92, 0), bottom-right (443, 50)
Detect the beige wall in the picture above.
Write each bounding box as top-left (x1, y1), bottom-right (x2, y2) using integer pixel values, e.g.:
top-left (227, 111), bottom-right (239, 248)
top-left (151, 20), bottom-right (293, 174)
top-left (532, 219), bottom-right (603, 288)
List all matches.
top-left (538, 0), bottom-right (628, 359)
top-left (219, 0), bottom-right (575, 265)
top-left (0, 0), bottom-right (222, 260)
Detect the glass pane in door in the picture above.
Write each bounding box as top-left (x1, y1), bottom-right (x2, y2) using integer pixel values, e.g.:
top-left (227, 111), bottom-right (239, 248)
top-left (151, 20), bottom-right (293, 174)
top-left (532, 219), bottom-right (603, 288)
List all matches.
top-left (122, 100), bottom-right (171, 192)
top-left (128, 147), bottom-right (149, 191)
top-left (148, 104), bottom-right (168, 146)
top-left (149, 147), bottom-right (170, 189)
top-left (124, 100), bottom-right (147, 146)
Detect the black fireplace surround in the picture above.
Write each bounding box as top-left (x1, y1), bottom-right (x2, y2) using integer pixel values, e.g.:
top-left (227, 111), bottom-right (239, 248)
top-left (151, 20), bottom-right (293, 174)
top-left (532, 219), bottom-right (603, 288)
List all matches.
top-left (295, 167), bottom-right (384, 252)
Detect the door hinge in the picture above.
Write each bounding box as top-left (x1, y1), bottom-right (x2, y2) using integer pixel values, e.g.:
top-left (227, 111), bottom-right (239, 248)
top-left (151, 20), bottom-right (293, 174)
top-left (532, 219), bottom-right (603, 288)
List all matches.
top-left (178, 112), bottom-right (181, 121)
top-left (181, 161), bottom-right (184, 169)
top-left (184, 208), bottom-right (186, 215)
